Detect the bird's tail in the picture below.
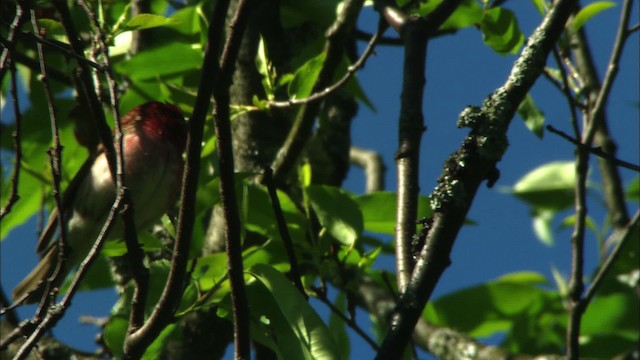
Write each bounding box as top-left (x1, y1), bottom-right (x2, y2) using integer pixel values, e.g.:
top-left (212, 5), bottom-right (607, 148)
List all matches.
top-left (12, 245), bottom-right (62, 304)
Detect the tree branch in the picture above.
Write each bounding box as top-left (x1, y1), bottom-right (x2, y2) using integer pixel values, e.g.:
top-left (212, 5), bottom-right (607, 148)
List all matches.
top-left (122, 0), bottom-right (232, 357)
top-left (213, 1), bottom-right (255, 358)
top-left (349, 146), bottom-right (386, 193)
top-left (375, 0), bottom-right (578, 357)
top-left (270, 0), bottom-right (365, 183)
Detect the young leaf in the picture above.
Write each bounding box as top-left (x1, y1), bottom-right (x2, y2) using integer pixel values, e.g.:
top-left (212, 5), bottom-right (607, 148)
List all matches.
top-left (572, 1), bottom-right (616, 32)
top-left (124, 14), bottom-right (175, 31)
top-left (480, 7), bottom-right (524, 55)
top-left (508, 161), bottom-right (577, 210)
top-left (517, 94), bottom-right (545, 139)
top-left (288, 53), bottom-right (326, 100)
top-left (306, 185), bottom-right (363, 246)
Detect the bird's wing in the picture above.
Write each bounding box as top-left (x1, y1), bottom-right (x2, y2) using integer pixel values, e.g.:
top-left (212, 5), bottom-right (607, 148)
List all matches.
top-left (36, 153), bottom-right (98, 255)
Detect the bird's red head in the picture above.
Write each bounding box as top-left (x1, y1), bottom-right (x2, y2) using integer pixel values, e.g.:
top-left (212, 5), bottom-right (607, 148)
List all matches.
top-left (122, 102), bottom-right (188, 153)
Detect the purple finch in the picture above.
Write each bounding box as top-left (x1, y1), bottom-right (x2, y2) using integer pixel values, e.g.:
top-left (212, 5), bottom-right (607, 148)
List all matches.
top-left (12, 102), bottom-right (188, 303)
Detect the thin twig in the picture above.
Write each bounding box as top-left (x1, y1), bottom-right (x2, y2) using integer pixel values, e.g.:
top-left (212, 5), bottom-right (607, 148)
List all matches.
top-left (13, 194), bottom-right (126, 360)
top-left (0, 53), bottom-right (23, 219)
top-left (268, 21), bottom-right (383, 109)
top-left (550, 48), bottom-right (581, 137)
top-left (270, 0), bottom-right (366, 183)
top-left (547, 125), bottom-right (640, 171)
top-left (314, 288), bottom-right (379, 351)
top-left (0, 3), bottom-right (28, 81)
top-left (566, 116), bottom-right (589, 360)
top-left (585, 210), bottom-right (640, 304)
top-left (78, 0), bottom-right (150, 334)
top-left (18, 2), bottom-right (69, 320)
top-left (586, 0), bottom-right (634, 145)
top-left (262, 167), bottom-right (306, 298)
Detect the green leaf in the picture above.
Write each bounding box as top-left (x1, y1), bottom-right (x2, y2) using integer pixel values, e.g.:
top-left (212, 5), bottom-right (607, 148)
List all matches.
top-left (626, 176), bottom-right (639, 202)
top-left (248, 264), bottom-right (341, 360)
top-left (168, 5), bottom-right (202, 35)
top-left (288, 52), bottom-right (326, 100)
top-left (480, 7), bottom-right (524, 55)
top-left (280, 0), bottom-right (342, 28)
top-left (142, 324), bottom-right (177, 359)
top-left (531, 0), bottom-right (550, 15)
top-left (517, 94), bottom-right (545, 138)
top-left (124, 14), bottom-right (175, 31)
top-left (573, 2), bottom-right (616, 32)
top-left (417, 0), bottom-right (483, 30)
top-left (508, 161), bottom-right (577, 210)
top-left (306, 185), bottom-right (363, 246)
top-left (532, 209), bottom-right (555, 246)
top-left (115, 43), bottom-right (203, 80)
top-left (242, 183), bottom-right (307, 247)
top-left (104, 315), bottom-right (128, 357)
top-left (354, 191), bottom-right (432, 235)
top-left (425, 272), bottom-right (550, 337)
top-left (256, 36), bottom-right (275, 98)
top-left (580, 293), bottom-right (639, 357)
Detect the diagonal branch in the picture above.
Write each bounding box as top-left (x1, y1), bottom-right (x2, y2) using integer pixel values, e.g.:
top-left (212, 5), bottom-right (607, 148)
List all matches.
top-left (375, 0), bottom-right (578, 357)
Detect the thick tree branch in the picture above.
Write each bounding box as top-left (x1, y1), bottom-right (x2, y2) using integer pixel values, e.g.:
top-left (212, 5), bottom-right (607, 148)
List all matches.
top-left (375, 0), bottom-right (578, 357)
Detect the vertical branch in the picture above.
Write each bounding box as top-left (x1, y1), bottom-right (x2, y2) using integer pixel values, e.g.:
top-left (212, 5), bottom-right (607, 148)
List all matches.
top-left (569, 0), bottom-right (634, 230)
top-left (122, 0), bottom-right (232, 357)
top-left (77, 0), bottom-right (148, 333)
top-left (0, 53), bottom-right (23, 219)
top-left (566, 115), bottom-right (589, 360)
top-left (0, 2), bottom-right (28, 82)
top-left (214, 1), bottom-right (255, 358)
top-left (395, 18), bottom-right (428, 292)
top-left (0, 2), bottom-right (29, 219)
top-left (28, 5), bottom-right (69, 308)
top-left (564, 2), bottom-right (635, 357)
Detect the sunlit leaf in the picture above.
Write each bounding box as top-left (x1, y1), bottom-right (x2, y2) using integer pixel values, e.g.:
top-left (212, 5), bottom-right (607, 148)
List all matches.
top-left (517, 94), bottom-right (545, 138)
top-left (573, 2), bottom-right (616, 32)
top-left (248, 264), bottom-right (342, 359)
top-left (289, 52), bottom-right (326, 100)
top-left (354, 191), bottom-right (431, 235)
top-left (124, 14), bottom-right (175, 31)
top-left (508, 161), bottom-right (577, 210)
top-left (480, 7), bottom-right (524, 55)
top-left (532, 209), bottom-right (555, 246)
top-left (424, 272), bottom-right (551, 338)
top-left (116, 43), bottom-right (203, 80)
top-left (306, 185), bottom-right (363, 246)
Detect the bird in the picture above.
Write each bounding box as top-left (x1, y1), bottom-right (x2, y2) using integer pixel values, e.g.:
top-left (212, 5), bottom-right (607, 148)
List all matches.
top-left (12, 101), bottom-right (188, 304)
